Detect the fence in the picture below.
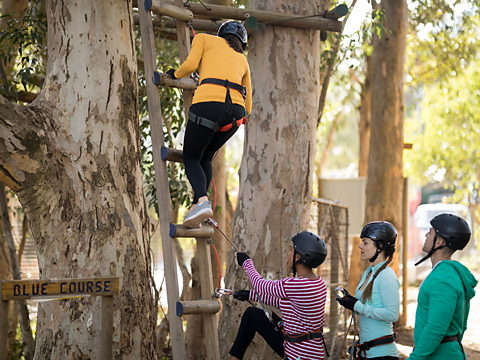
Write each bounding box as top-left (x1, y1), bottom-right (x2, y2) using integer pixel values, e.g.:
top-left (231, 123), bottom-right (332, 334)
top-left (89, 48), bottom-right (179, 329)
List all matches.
top-left (309, 197), bottom-right (350, 357)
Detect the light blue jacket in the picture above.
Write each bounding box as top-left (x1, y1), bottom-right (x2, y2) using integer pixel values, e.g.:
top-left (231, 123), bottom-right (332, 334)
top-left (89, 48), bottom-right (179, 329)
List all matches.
top-left (353, 261), bottom-right (400, 358)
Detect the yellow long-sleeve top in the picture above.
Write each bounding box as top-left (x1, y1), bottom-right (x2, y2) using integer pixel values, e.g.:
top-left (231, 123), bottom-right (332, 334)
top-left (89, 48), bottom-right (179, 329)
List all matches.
top-left (174, 33), bottom-right (252, 116)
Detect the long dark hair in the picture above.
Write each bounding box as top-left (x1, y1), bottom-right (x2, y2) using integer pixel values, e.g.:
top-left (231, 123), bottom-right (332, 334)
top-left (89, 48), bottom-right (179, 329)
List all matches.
top-left (361, 246), bottom-right (395, 302)
top-left (222, 34), bottom-right (243, 53)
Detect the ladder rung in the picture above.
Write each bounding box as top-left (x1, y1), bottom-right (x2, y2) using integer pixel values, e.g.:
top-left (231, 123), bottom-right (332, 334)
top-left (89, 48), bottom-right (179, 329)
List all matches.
top-left (161, 146), bottom-right (183, 163)
top-left (145, 0), bottom-right (193, 22)
top-left (176, 300), bottom-right (221, 316)
top-left (152, 71), bottom-right (198, 90)
top-left (169, 223), bottom-right (214, 238)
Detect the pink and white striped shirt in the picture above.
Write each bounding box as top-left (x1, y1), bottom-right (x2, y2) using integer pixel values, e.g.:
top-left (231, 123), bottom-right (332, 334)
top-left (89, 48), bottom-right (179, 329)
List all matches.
top-left (243, 259), bottom-right (327, 360)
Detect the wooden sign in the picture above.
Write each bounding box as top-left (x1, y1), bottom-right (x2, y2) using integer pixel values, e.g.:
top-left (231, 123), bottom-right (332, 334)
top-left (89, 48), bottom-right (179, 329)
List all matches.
top-left (1, 277), bottom-right (119, 301)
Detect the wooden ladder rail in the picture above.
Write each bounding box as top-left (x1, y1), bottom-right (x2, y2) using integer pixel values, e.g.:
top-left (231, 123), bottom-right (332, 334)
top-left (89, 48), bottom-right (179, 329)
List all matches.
top-left (138, 4), bottom-right (187, 359)
top-left (170, 223), bottom-right (221, 360)
top-left (139, 1), bottom-right (221, 358)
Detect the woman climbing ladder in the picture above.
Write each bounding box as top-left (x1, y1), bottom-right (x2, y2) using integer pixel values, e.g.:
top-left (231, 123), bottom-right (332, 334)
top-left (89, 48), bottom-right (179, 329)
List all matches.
top-left (167, 21), bottom-right (252, 227)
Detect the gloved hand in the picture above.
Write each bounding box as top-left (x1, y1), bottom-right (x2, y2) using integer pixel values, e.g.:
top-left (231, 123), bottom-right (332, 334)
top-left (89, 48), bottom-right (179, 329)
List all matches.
top-left (236, 252), bottom-right (250, 266)
top-left (233, 290), bottom-right (250, 301)
top-left (336, 290), bottom-right (359, 311)
top-left (166, 68), bottom-right (177, 79)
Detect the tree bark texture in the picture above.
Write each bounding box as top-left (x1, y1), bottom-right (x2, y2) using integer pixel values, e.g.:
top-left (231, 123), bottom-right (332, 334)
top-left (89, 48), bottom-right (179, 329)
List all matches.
top-left (0, 0), bottom-right (158, 358)
top-left (0, 184), bottom-right (35, 359)
top-left (364, 0), bottom-right (408, 276)
top-left (0, 210), bottom-right (16, 359)
top-left (357, 55), bottom-right (372, 178)
top-left (218, 0), bottom-right (330, 358)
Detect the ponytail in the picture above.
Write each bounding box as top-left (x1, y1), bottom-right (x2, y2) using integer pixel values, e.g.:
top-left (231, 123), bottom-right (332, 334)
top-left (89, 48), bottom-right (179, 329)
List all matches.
top-left (222, 34), bottom-right (243, 53)
top-left (361, 254), bottom-right (394, 303)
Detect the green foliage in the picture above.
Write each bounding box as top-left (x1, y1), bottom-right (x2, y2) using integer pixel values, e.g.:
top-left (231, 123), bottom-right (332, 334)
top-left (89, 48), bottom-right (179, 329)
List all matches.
top-left (404, 62), bottom-right (480, 222)
top-left (404, 1), bottom-right (480, 235)
top-left (0, 0), bottom-right (46, 96)
top-left (407, 3), bottom-right (480, 86)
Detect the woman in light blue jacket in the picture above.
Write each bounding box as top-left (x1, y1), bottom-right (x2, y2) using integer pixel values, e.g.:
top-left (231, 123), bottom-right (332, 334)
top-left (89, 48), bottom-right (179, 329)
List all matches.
top-left (337, 221), bottom-right (400, 360)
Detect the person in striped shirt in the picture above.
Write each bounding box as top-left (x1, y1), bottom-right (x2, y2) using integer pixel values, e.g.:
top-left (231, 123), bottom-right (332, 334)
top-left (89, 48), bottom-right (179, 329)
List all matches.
top-left (229, 231), bottom-right (328, 360)
top-left (337, 221), bottom-right (400, 360)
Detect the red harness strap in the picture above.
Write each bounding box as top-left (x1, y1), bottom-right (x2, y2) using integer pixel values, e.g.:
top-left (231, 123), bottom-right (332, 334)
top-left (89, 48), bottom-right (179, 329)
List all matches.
top-left (218, 117), bottom-right (247, 132)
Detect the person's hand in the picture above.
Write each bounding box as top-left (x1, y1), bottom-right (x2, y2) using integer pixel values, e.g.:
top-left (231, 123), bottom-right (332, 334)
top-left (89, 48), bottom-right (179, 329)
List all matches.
top-left (236, 252), bottom-right (250, 266)
top-left (336, 291), bottom-right (359, 311)
top-left (166, 68), bottom-right (177, 79)
top-left (233, 290), bottom-right (250, 301)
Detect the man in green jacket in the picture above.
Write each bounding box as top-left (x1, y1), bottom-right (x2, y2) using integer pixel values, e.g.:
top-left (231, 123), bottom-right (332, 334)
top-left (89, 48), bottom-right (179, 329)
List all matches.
top-left (408, 213), bottom-right (478, 360)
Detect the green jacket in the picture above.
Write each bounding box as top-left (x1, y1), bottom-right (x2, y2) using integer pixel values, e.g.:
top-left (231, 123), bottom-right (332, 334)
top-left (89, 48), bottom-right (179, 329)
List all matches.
top-left (409, 260), bottom-right (477, 360)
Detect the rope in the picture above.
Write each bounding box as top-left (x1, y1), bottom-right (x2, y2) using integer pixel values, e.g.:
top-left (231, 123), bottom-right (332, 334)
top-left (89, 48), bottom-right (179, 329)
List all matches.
top-left (184, 0), bottom-right (211, 11)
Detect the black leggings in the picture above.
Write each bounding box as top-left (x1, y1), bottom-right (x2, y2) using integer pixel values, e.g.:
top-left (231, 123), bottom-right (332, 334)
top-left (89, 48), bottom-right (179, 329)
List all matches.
top-left (229, 307), bottom-right (285, 359)
top-left (183, 102), bottom-right (244, 204)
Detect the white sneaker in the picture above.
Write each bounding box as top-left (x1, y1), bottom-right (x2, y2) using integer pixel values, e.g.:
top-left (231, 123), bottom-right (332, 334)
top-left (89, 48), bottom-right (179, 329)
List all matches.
top-left (183, 201), bottom-right (213, 227)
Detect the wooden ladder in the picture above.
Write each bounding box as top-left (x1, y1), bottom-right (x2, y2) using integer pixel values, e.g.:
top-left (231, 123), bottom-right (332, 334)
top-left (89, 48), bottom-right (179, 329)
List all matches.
top-left (138, 1), bottom-right (221, 359)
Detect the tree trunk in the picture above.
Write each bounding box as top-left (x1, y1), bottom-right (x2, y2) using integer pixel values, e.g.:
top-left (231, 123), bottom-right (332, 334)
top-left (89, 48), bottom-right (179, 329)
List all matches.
top-left (0, 184), bottom-right (35, 359)
top-left (357, 54), bottom-right (372, 178)
top-left (0, 0), bottom-right (158, 358)
top-left (0, 214), bottom-right (17, 359)
top-left (364, 0), bottom-right (408, 277)
top-left (218, 0), bottom-right (330, 358)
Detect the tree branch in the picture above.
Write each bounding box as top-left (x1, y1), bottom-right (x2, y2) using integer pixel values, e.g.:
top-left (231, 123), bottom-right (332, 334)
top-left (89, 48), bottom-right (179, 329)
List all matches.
top-left (317, 0), bottom-right (359, 127)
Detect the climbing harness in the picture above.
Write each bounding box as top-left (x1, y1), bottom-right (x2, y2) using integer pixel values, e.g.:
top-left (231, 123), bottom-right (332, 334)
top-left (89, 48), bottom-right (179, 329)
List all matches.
top-left (189, 78), bottom-right (247, 132)
top-left (354, 334), bottom-right (396, 359)
top-left (261, 287), bottom-right (330, 357)
top-left (336, 286), bottom-right (396, 360)
top-left (441, 334), bottom-right (466, 360)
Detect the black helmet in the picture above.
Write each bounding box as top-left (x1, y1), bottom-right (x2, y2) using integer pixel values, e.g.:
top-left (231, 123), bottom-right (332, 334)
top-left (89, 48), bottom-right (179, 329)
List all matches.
top-left (415, 212), bottom-right (471, 267)
top-left (431, 213), bottom-right (471, 250)
top-left (217, 21), bottom-right (247, 50)
top-left (291, 231), bottom-right (328, 269)
top-left (361, 221), bottom-right (397, 262)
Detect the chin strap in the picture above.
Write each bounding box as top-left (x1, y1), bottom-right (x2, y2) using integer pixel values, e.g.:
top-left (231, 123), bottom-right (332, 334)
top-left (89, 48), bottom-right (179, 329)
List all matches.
top-left (292, 250), bottom-right (302, 278)
top-left (369, 248), bottom-right (382, 263)
top-left (415, 235), bottom-right (446, 266)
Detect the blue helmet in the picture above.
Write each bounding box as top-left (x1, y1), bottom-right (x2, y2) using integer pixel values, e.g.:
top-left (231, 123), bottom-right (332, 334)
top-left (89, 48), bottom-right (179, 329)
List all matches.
top-left (217, 21), bottom-right (247, 50)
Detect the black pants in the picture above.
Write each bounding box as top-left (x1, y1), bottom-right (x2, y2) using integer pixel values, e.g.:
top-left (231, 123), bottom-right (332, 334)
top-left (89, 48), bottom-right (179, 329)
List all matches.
top-left (183, 101), bottom-right (244, 204)
top-left (229, 307), bottom-right (285, 359)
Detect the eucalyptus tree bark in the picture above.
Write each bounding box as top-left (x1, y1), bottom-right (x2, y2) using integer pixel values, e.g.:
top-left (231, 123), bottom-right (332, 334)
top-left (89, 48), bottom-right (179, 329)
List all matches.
top-left (0, 183), bottom-right (35, 359)
top-left (358, 54), bottom-right (372, 178)
top-left (0, 214), bottom-right (16, 359)
top-left (364, 0), bottom-right (408, 276)
top-left (218, 0), bottom-right (330, 358)
top-left (0, 0), bottom-right (158, 358)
